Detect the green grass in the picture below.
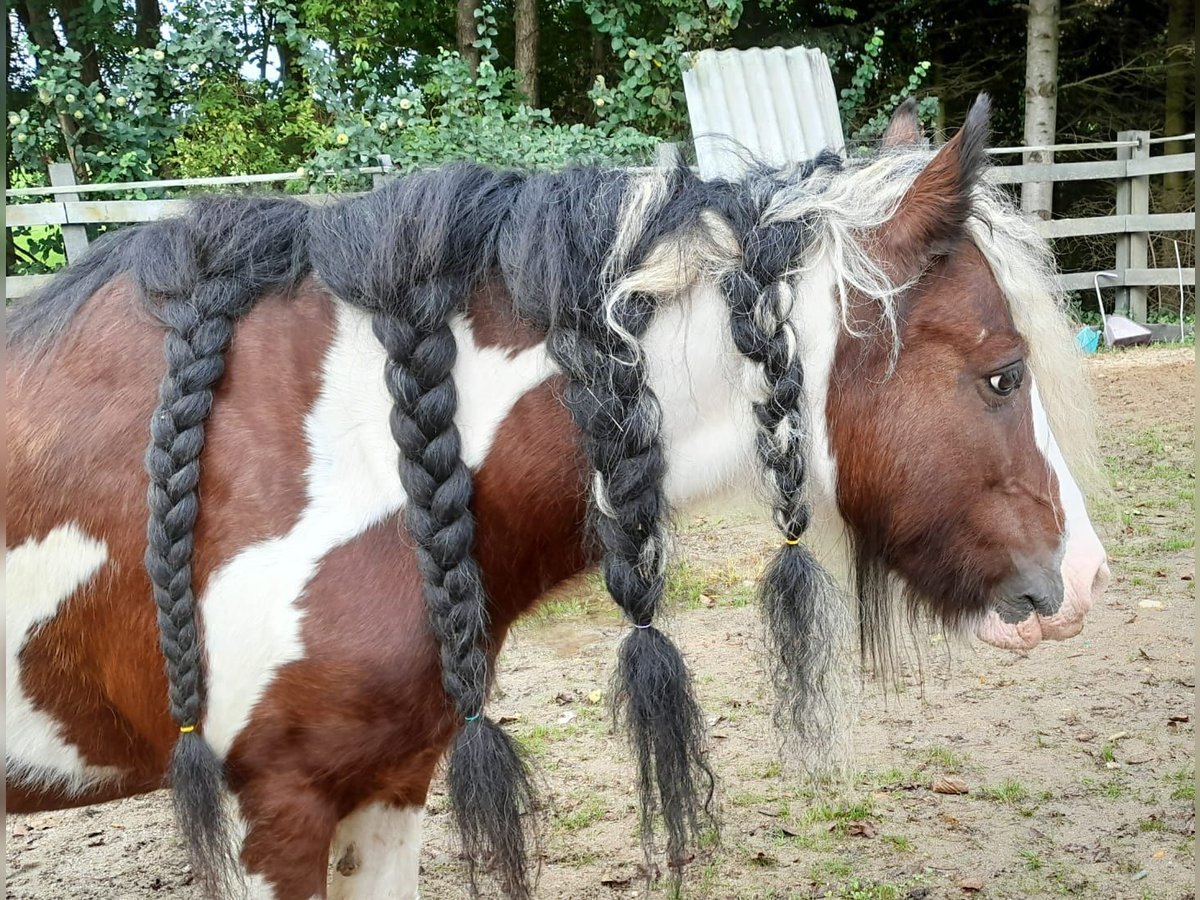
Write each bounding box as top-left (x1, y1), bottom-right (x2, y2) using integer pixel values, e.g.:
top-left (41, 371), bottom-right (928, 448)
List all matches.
top-left (1020, 849), bottom-right (1045, 871)
top-left (918, 744), bottom-right (966, 773)
top-left (1166, 765), bottom-right (1195, 801)
top-left (802, 797), bottom-right (875, 833)
top-left (976, 778), bottom-right (1030, 805)
top-left (882, 834), bottom-right (912, 852)
top-left (556, 795), bottom-right (606, 832)
top-left (517, 722), bottom-right (578, 758)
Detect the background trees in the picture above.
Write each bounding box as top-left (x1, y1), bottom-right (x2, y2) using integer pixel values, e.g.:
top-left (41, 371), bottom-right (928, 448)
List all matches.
top-left (6, 0), bottom-right (1194, 285)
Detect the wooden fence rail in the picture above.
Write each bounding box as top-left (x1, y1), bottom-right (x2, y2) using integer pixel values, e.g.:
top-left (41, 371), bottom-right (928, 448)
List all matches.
top-left (7, 132), bottom-right (1195, 314)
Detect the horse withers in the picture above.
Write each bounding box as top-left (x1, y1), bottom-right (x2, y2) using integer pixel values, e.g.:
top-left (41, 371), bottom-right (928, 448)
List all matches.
top-left (6, 96), bottom-right (1108, 898)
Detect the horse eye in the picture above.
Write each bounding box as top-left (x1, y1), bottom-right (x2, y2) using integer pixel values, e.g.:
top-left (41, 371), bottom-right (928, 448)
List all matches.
top-left (987, 361), bottom-right (1025, 397)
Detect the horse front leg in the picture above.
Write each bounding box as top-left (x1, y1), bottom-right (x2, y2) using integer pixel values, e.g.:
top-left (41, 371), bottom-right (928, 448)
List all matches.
top-left (328, 802), bottom-right (425, 900)
top-left (231, 774), bottom-right (340, 899)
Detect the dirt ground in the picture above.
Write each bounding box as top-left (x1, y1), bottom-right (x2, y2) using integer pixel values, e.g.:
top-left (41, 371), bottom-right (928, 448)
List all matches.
top-left (6, 347), bottom-right (1195, 900)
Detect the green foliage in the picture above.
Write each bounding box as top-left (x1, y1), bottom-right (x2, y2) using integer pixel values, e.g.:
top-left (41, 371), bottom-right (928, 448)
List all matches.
top-left (309, 49), bottom-right (658, 186)
top-left (839, 27), bottom-right (936, 148)
top-left (584, 0), bottom-right (744, 137)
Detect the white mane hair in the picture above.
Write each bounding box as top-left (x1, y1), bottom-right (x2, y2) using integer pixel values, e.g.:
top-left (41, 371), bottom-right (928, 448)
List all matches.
top-left (609, 146), bottom-right (1099, 487)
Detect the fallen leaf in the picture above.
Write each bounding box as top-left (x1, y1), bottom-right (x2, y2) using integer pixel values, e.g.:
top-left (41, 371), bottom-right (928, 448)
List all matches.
top-left (587, 689), bottom-right (603, 705)
top-left (959, 877), bottom-right (984, 892)
top-left (1138, 599), bottom-right (1164, 610)
top-left (1074, 729), bottom-right (1098, 742)
top-left (699, 594), bottom-right (716, 608)
top-left (495, 714), bottom-right (521, 726)
top-left (846, 820), bottom-right (877, 838)
top-left (554, 692), bottom-right (575, 706)
top-left (1168, 714), bottom-right (1190, 724)
top-left (931, 776), bottom-right (969, 795)
top-left (556, 710), bottom-right (576, 725)
top-left (599, 875), bottom-right (631, 889)
top-left (1152, 849), bottom-right (1166, 859)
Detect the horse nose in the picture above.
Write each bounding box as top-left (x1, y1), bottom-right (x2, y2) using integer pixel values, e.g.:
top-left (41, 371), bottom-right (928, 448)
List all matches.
top-left (994, 564), bottom-right (1064, 624)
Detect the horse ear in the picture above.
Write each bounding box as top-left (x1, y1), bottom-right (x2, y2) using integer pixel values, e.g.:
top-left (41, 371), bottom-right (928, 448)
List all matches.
top-left (881, 97), bottom-right (924, 147)
top-left (877, 94), bottom-right (991, 282)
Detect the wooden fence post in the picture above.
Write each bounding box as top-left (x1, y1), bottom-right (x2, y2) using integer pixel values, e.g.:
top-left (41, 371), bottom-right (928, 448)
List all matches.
top-left (50, 162), bottom-right (89, 264)
top-left (1114, 131), bottom-right (1150, 320)
top-left (373, 155), bottom-right (396, 189)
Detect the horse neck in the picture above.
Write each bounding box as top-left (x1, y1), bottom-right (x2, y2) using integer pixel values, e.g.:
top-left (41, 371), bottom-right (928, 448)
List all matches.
top-left (316, 262), bottom-right (843, 632)
top-left (645, 261), bottom-right (843, 517)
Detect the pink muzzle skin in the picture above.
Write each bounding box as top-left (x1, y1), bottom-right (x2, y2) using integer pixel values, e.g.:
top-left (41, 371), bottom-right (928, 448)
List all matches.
top-left (975, 540), bottom-right (1111, 652)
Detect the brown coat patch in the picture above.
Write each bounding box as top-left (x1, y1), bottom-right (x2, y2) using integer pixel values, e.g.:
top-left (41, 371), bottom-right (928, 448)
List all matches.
top-left (7, 279), bottom-right (335, 811)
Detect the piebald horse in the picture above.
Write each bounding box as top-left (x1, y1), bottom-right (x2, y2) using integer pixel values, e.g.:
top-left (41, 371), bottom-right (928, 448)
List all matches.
top-left (6, 98), bottom-right (1108, 898)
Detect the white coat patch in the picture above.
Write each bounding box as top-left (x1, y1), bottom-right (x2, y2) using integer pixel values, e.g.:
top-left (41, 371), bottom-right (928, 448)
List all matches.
top-left (201, 302), bottom-right (556, 758)
top-left (5, 522), bottom-right (122, 793)
top-left (329, 803), bottom-right (423, 899)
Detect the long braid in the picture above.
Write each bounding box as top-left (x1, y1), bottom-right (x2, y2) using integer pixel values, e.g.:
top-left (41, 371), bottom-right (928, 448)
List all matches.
top-left (372, 286), bottom-right (535, 900)
top-left (144, 290), bottom-right (239, 893)
top-left (505, 168), bottom-right (715, 877)
top-left (719, 172), bottom-right (848, 769)
top-left (141, 198), bottom-right (310, 895)
top-left (311, 166), bottom-right (536, 899)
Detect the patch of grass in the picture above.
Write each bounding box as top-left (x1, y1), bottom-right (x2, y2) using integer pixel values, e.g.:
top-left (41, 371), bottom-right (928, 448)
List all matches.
top-left (1166, 765), bottom-right (1195, 801)
top-left (802, 797), bottom-right (875, 833)
top-left (1159, 534), bottom-right (1194, 552)
top-left (756, 760), bottom-right (783, 779)
top-left (976, 778), bottom-right (1029, 805)
top-left (556, 794), bottom-right (606, 832)
top-left (1099, 743), bottom-right (1117, 764)
top-left (665, 560), bottom-right (709, 608)
top-left (862, 767), bottom-right (916, 790)
top-left (1132, 429), bottom-right (1166, 456)
top-left (558, 848), bottom-right (600, 867)
top-left (1020, 849), bottom-right (1045, 871)
top-left (518, 722), bottom-right (578, 758)
top-left (1103, 778), bottom-right (1126, 800)
top-left (811, 858), bottom-right (853, 881)
top-left (918, 744), bottom-right (966, 773)
top-left (882, 834), bottom-right (912, 852)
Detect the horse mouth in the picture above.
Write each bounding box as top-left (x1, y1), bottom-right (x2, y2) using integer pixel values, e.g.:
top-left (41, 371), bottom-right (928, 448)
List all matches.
top-left (991, 567), bottom-right (1065, 624)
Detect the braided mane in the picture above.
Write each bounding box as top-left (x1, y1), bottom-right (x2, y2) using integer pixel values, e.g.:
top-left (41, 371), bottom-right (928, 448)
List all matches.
top-left (8, 149), bottom-right (962, 896)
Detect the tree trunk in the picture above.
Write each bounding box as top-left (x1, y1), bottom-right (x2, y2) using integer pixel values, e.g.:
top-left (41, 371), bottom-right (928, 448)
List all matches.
top-left (457, 0), bottom-right (481, 75)
top-left (1021, 0), bottom-right (1058, 220)
top-left (17, 0), bottom-right (63, 54)
top-left (1162, 0), bottom-right (1192, 203)
top-left (135, 0), bottom-right (161, 48)
top-left (515, 0), bottom-right (539, 106)
top-left (55, 0), bottom-right (103, 86)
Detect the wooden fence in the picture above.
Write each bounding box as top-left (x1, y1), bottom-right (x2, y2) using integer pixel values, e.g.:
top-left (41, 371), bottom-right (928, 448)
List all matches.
top-left (7, 134), bottom-right (1195, 318)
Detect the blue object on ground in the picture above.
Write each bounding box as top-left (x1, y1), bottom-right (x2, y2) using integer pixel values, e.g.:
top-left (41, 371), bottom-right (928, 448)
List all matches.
top-left (1075, 326), bottom-right (1100, 354)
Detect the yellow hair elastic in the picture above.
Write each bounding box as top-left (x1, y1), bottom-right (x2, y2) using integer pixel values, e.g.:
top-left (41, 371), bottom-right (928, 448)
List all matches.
top-left (784, 538), bottom-right (800, 546)
top-left (179, 724), bottom-right (196, 734)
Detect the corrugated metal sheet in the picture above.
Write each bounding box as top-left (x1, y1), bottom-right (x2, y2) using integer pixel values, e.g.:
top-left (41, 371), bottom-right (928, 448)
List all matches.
top-left (682, 47), bottom-right (845, 181)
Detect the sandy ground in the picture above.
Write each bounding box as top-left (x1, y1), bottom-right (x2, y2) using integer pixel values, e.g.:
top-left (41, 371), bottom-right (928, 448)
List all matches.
top-left (6, 347), bottom-right (1195, 900)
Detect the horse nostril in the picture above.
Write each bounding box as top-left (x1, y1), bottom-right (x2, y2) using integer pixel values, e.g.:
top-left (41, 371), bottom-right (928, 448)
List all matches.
top-left (995, 566), bottom-right (1064, 623)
